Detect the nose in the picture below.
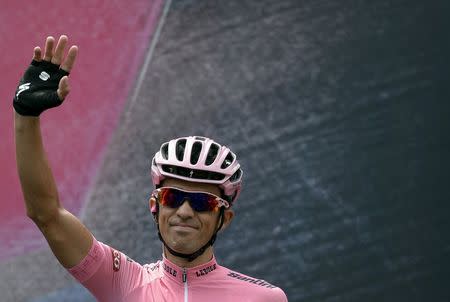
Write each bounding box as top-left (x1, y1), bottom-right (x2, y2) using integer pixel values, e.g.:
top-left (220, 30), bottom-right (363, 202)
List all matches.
top-left (176, 199), bottom-right (195, 218)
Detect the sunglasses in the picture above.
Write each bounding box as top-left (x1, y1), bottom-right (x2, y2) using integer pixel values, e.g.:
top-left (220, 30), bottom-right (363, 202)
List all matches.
top-left (152, 187), bottom-right (230, 212)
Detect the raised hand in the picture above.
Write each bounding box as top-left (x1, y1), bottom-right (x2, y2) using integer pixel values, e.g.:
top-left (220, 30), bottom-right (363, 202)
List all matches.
top-left (13, 35), bottom-right (78, 116)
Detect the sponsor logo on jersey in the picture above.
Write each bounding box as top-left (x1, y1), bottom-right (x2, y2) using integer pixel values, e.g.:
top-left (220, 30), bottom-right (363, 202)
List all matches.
top-left (195, 264), bottom-right (217, 277)
top-left (145, 263), bottom-right (160, 273)
top-left (111, 248), bottom-right (121, 272)
top-left (163, 262), bottom-right (177, 277)
top-left (227, 272), bottom-right (276, 289)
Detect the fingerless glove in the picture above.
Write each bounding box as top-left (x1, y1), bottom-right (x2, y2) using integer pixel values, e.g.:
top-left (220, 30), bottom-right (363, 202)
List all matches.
top-left (13, 60), bottom-right (69, 116)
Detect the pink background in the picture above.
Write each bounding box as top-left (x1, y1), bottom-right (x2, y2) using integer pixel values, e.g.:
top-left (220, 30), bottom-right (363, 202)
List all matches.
top-left (0, 0), bottom-right (164, 261)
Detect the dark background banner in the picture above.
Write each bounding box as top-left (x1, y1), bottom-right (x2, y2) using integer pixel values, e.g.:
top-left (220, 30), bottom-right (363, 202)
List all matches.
top-left (1, 0), bottom-right (449, 301)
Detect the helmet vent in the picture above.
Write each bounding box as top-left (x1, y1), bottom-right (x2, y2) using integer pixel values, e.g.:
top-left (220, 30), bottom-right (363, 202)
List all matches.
top-left (221, 152), bottom-right (235, 169)
top-left (205, 143), bottom-right (219, 165)
top-left (230, 169), bottom-right (242, 182)
top-left (161, 143), bottom-right (169, 160)
top-left (190, 142), bottom-right (202, 165)
top-left (175, 139), bottom-right (187, 161)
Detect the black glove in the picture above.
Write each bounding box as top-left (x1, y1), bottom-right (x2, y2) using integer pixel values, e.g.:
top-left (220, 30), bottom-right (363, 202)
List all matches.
top-left (13, 60), bottom-right (69, 116)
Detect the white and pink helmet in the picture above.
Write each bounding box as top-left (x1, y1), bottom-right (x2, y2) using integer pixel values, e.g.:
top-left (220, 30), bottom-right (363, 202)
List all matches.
top-left (151, 136), bottom-right (243, 203)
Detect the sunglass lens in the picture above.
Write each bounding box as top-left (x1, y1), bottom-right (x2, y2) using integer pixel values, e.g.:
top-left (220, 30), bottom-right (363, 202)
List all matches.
top-left (190, 194), bottom-right (219, 212)
top-left (160, 188), bottom-right (183, 208)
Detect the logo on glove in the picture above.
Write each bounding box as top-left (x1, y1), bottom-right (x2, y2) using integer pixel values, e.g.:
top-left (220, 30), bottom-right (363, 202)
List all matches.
top-left (39, 71), bottom-right (50, 81)
top-left (16, 83), bottom-right (31, 98)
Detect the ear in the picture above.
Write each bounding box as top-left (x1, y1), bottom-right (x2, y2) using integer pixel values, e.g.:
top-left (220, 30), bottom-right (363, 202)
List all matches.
top-left (219, 209), bottom-right (234, 231)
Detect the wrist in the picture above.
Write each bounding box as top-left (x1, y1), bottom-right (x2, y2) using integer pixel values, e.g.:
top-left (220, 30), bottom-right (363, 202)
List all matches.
top-left (14, 110), bottom-right (40, 131)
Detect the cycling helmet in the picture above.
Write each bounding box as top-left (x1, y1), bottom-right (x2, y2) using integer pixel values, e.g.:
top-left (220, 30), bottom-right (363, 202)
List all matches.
top-left (151, 136), bottom-right (243, 204)
top-left (150, 136), bottom-right (243, 262)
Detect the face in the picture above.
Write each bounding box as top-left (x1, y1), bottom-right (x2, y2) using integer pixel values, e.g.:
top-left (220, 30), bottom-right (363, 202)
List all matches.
top-left (152, 178), bottom-right (234, 254)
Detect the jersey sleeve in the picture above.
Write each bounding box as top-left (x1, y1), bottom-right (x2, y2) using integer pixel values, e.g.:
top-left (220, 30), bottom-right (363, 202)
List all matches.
top-left (271, 287), bottom-right (289, 302)
top-left (67, 236), bottom-right (147, 301)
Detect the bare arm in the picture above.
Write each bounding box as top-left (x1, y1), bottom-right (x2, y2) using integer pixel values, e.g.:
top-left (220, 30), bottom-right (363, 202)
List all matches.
top-left (14, 35), bottom-right (92, 268)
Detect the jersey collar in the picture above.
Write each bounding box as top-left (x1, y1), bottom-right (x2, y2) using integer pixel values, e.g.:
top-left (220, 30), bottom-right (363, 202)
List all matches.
top-left (161, 255), bottom-right (219, 284)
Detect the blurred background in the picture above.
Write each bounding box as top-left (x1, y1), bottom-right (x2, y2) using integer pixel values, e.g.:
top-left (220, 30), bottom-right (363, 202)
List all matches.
top-left (1, 0), bottom-right (449, 301)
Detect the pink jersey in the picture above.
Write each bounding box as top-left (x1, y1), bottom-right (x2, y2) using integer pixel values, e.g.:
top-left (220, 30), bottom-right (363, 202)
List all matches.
top-left (68, 237), bottom-right (288, 301)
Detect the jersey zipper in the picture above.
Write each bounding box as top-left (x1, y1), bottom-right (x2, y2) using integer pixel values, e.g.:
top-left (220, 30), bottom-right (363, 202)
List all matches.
top-left (183, 268), bottom-right (188, 302)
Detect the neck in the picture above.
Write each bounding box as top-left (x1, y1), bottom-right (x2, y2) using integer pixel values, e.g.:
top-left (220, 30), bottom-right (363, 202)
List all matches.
top-left (163, 245), bottom-right (215, 268)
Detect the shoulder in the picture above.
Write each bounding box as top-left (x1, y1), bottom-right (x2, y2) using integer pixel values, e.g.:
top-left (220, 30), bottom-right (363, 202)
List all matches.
top-left (220, 267), bottom-right (288, 302)
top-left (108, 244), bottom-right (163, 282)
top-left (68, 239), bottom-right (160, 301)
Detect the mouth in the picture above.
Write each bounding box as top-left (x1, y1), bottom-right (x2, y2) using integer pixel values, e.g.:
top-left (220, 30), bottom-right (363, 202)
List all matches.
top-left (170, 223), bottom-right (198, 230)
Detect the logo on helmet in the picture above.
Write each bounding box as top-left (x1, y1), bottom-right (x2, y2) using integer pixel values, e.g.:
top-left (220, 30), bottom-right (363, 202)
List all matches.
top-left (189, 170), bottom-right (194, 178)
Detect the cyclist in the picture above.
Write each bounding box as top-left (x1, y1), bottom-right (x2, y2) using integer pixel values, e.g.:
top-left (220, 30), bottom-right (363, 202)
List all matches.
top-left (14, 35), bottom-right (288, 301)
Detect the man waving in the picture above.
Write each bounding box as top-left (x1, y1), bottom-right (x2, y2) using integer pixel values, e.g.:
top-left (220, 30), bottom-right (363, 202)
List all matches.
top-left (14, 35), bottom-right (288, 301)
